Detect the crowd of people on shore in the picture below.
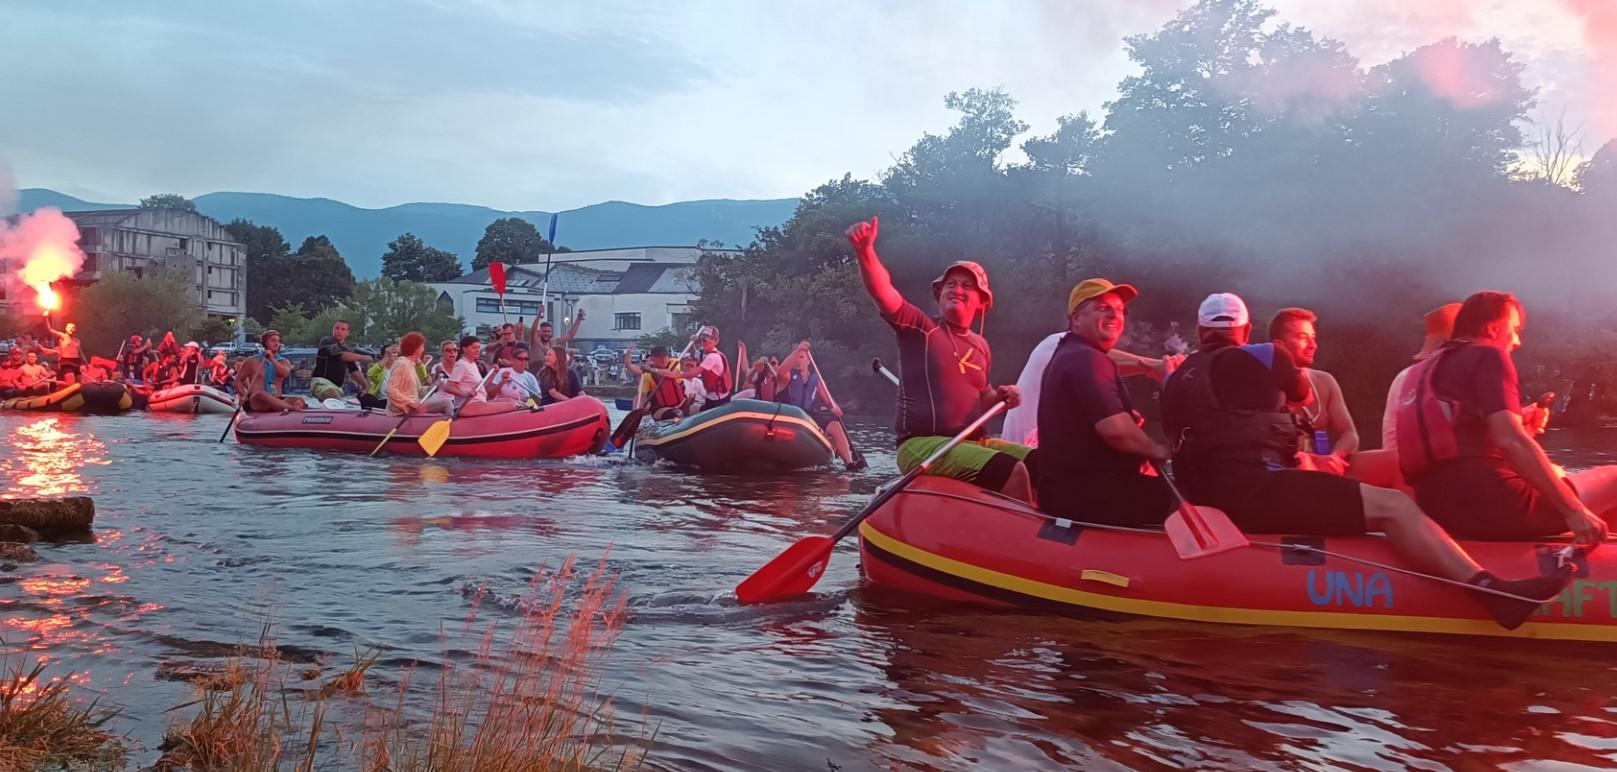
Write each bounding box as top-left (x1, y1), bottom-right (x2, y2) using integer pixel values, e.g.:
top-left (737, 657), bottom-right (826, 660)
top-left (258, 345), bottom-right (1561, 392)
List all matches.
top-left (843, 215), bottom-right (1617, 631)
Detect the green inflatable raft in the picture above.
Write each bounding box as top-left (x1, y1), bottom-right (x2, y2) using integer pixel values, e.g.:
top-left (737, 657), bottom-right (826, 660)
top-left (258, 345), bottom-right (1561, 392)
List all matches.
top-left (634, 398), bottom-right (834, 472)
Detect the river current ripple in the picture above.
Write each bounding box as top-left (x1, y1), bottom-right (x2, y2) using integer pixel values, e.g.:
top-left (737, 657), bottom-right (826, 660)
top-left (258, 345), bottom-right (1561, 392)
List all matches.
top-left (2, 410), bottom-right (1617, 770)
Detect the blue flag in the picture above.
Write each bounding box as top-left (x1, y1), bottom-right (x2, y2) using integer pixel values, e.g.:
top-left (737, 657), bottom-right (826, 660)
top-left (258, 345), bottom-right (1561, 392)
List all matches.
top-left (547, 213), bottom-right (558, 246)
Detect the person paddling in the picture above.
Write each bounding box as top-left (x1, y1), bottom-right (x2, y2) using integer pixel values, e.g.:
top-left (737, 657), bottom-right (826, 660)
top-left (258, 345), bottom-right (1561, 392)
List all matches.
top-left (1160, 292), bottom-right (1567, 629)
top-left (388, 332), bottom-right (452, 416)
top-left (1397, 291), bottom-right (1617, 543)
top-left (674, 325), bottom-right (732, 413)
top-left (608, 345), bottom-right (686, 451)
top-left (775, 341), bottom-right (866, 471)
top-left (847, 216), bottom-right (1032, 500)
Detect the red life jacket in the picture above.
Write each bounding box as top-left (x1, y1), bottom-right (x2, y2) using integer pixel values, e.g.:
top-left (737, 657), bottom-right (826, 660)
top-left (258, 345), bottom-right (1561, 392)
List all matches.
top-left (696, 350), bottom-right (730, 398)
top-left (647, 373), bottom-right (684, 411)
top-left (1393, 348), bottom-right (1460, 481)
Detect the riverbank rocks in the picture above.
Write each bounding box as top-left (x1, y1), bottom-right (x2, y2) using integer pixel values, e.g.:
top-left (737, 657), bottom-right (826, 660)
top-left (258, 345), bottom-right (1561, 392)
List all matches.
top-left (0, 541), bottom-right (40, 565)
top-left (0, 496), bottom-right (95, 539)
top-left (0, 523), bottom-right (40, 543)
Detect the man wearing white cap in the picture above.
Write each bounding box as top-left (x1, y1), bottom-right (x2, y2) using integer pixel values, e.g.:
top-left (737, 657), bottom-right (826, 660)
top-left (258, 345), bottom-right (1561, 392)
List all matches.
top-left (1160, 292), bottom-right (1569, 630)
top-left (847, 216), bottom-right (1031, 499)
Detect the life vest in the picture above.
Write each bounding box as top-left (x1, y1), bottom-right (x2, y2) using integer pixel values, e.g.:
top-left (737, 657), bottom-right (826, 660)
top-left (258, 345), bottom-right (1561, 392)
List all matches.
top-left (1163, 346), bottom-right (1300, 471)
top-left (1392, 342), bottom-right (1499, 480)
top-left (646, 373), bottom-right (684, 411)
top-left (779, 370), bottom-right (820, 412)
top-left (697, 350), bottom-right (730, 398)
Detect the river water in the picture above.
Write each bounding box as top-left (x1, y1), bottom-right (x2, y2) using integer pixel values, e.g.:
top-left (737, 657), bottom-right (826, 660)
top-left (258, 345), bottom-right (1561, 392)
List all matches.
top-left (3, 408), bottom-right (1617, 770)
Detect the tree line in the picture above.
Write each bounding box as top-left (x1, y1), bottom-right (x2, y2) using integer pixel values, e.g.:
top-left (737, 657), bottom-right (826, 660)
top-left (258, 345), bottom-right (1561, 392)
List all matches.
top-left (59, 196), bottom-right (580, 354)
top-left (689, 0), bottom-right (1617, 431)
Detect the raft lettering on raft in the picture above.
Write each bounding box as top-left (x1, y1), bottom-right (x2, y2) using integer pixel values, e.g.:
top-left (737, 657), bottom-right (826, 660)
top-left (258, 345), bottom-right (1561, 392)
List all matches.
top-left (1305, 569), bottom-right (1395, 609)
top-left (1537, 579), bottom-right (1617, 619)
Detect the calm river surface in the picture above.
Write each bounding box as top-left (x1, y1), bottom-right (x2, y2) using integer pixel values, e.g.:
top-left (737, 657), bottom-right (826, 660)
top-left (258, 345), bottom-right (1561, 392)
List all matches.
top-left (3, 407), bottom-right (1617, 770)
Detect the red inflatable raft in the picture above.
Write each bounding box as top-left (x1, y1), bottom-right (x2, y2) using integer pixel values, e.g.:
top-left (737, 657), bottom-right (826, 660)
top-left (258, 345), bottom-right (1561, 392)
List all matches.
top-left (858, 477), bottom-right (1612, 642)
top-left (234, 398), bottom-right (609, 458)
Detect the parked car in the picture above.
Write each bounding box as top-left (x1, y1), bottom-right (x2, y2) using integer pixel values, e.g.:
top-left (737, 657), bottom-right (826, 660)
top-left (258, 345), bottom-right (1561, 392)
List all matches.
top-left (588, 347), bottom-right (618, 364)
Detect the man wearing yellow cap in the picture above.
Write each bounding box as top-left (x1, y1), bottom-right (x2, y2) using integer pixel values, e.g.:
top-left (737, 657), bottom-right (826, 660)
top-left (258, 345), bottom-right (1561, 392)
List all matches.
top-left (1035, 279), bottom-right (1175, 526)
top-left (847, 216), bottom-right (1031, 499)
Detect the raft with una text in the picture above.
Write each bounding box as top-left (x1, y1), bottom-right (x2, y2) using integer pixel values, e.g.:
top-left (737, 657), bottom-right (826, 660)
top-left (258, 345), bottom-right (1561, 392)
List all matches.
top-left (859, 476), bottom-right (1610, 641)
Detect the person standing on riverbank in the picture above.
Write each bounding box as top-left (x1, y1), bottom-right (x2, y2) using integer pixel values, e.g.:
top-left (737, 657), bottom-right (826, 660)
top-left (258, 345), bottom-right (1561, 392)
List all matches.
top-left (846, 216), bottom-right (1032, 500)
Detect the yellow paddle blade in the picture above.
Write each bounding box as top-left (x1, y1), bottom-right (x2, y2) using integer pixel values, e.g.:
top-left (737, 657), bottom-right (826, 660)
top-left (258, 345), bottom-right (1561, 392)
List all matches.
top-left (417, 418), bottom-right (453, 457)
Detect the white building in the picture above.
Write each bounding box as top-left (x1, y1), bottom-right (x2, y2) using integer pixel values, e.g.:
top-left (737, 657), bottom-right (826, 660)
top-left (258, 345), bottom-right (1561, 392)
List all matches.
top-left (428, 245), bottom-right (738, 352)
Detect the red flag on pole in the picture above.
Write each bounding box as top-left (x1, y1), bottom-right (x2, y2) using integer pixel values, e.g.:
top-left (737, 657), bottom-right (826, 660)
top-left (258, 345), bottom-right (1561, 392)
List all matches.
top-left (490, 262), bottom-right (508, 296)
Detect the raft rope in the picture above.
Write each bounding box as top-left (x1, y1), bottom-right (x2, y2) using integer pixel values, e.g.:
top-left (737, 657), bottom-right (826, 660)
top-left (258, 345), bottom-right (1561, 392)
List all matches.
top-left (905, 487), bottom-right (1581, 605)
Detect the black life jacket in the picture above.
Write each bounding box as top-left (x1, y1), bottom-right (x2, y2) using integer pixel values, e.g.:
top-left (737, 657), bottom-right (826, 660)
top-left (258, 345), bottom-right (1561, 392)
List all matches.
top-left (1163, 346), bottom-right (1300, 471)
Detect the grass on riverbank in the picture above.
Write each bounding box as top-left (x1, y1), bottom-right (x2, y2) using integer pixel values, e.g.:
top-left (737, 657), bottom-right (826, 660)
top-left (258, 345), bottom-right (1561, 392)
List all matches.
top-left (151, 553), bottom-right (640, 771)
top-left (0, 658), bottom-right (125, 772)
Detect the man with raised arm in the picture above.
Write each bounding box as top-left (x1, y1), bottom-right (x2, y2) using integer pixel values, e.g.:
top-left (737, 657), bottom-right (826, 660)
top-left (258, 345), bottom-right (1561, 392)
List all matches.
top-left (846, 216), bottom-right (1032, 500)
top-left (529, 308), bottom-right (584, 352)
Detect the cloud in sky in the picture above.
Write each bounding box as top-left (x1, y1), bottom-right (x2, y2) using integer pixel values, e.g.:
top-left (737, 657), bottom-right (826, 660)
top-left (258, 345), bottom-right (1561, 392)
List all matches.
top-left (0, 0), bottom-right (1606, 211)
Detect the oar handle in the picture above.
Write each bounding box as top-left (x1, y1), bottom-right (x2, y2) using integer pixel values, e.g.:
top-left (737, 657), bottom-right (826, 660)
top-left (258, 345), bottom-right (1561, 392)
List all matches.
top-left (870, 358), bottom-right (899, 386)
top-left (827, 400), bottom-right (1007, 543)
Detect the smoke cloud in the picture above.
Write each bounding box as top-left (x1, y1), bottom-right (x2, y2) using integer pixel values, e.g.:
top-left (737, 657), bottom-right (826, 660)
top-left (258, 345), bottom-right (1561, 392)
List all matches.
top-left (1, 207), bottom-right (86, 312)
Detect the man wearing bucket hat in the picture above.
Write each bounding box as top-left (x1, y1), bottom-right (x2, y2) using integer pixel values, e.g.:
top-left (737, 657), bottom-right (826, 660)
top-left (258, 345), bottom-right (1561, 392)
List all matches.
top-left (847, 216), bottom-right (1032, 499)
top-left (1035, 278), bottom-right (1176, 526)
top-left (1160, 292), bottom-right (1568, 629)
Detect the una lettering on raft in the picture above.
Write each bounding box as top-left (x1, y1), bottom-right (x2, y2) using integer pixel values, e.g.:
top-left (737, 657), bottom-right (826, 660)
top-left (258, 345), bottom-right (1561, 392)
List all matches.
top-left (1305, 570), bottom-right (1396, 609)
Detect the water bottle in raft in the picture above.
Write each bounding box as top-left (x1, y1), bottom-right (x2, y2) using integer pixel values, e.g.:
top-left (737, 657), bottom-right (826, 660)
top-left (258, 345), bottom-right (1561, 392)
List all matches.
top-left (1312, 430), bottom-right (1331, 455)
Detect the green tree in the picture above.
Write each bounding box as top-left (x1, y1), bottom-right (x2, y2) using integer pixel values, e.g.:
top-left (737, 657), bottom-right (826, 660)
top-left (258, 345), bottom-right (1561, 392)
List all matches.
top-left (138, 193), bottom-right (197, 212)
top-left (381, 232), bottom-right (464, 282)
top-left (340, 278), bottom-right (464, 346)
top-left (267, 303), bottom-right (313, 344)
top-left (287, 235), bottom-right (356, 315)
top-left (226, 219), bottom-right (295, 324)
top-left (472, 218), bottom-right (562, 270)
top-left (75, 269), bottom-right (201, 355)
top-left (191, 318), bottom-right (236, 345)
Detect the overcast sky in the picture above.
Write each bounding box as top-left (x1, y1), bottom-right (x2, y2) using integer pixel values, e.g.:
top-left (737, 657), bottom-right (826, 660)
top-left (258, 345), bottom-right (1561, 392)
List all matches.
top-left (2, 0), bottom-right (1608, 211)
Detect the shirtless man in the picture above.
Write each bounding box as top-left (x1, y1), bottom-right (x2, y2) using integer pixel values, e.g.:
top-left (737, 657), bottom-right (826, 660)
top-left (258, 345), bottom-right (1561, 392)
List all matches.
top-left (234, 330), bottom-right (305, 412)
top-left (1269, 308), bottom-right (1357, 475)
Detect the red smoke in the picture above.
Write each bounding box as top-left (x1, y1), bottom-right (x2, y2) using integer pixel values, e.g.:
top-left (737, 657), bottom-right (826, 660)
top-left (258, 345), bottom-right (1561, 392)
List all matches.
top-left (0, 208), bottom-right (86, 314)
top-left (1562, 0), bottom-right (1617, 138)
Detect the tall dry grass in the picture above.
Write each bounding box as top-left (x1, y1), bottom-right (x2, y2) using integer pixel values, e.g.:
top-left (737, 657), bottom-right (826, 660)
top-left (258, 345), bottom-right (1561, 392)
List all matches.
top-left (0, 658), bottom-right (126, 772)
top-left (149, 553), bottom-right (641, 771)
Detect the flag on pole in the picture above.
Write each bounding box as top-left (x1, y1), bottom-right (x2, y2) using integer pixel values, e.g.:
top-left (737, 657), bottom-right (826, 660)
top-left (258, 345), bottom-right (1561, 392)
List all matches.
top-left (547, 213), bottom-right (558, 246)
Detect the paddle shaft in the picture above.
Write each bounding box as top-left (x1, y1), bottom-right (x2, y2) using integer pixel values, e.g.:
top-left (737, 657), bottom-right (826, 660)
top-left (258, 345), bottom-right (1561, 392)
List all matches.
top-left (218, 404), bottom-right (243, 443)
top-left (370, 373), bottom-right (448, 455)
top-left (828, 400), bottom-right (1007, 543)
top-left (1150, 459), bottom-right (1219, 549)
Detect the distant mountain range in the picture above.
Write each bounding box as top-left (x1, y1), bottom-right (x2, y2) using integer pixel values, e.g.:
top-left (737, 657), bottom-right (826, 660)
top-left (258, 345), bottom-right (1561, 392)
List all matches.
top-left (17, 188), bottom-right (796, 277)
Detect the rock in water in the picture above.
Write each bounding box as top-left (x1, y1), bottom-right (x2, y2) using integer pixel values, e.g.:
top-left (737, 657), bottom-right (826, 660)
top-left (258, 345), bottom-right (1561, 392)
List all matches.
top-left (0, 524), bottom-right (40, 543)
top-left (0, 496), bottom-right (95, 538)
top-left (0, 542), bottom-right (40, 564)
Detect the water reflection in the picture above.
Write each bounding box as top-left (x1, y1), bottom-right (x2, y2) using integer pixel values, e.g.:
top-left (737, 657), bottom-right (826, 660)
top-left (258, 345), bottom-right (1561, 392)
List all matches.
top-left (0, 411), bottom-right (1613, 770)
top-left (0, 417), bottom-right (107, 498)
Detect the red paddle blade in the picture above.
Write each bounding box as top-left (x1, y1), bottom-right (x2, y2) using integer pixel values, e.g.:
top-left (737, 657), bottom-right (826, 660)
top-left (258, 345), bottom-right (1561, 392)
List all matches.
top-left (1163, 504), bottom-right (1248, 559)
top-left (735, 536), bottom-right (835, 604)
top-left (490, 262), bottom-right (508, 296)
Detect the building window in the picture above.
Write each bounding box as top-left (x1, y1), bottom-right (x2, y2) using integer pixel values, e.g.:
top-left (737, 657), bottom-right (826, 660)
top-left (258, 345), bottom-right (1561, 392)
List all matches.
top-left (613, 312), bottom-right (641, 331)
top-left (474, 298), bottom-right (542, 317)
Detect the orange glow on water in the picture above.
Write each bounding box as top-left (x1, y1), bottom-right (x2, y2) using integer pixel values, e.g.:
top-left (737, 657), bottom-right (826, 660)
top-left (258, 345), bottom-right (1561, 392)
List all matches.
top-left (0, 417), bottom-right (107, 498)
